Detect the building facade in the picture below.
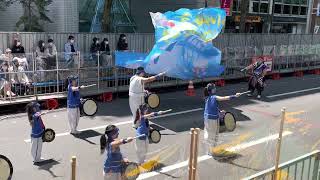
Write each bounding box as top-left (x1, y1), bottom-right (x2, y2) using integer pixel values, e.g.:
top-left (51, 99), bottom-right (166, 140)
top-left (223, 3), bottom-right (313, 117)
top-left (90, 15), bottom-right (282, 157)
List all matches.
top-left (310, 0), bottom-right (320, 33)
top-left (226, 0), bottom-right (309, 33)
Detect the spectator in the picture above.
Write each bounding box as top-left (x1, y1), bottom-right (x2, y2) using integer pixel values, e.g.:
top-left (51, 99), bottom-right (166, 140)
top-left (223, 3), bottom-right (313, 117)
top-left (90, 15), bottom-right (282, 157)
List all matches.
top-left (45, 39), bottom-right (57, 69)
top-left (100, 38), bottom-right (113, 66)
top-left (117, 34), bottom-right (128, 51)
top-left (11, 40), bottom-right (29, 85)
top-left (0, 49), bottom-right (16, 97)
top-left (100, 38), bottom-right (112, 66)
top-left (64, 35), bottom-right (80, 68)
top-left (11, 39), bottom-right (25, 57)
top-left (100, 38), bottom-right (110, 55)
top-left (90, 37), bottom-right (100, 65)
top-left (35, 40), bottom-right (47, 82)
top-left (0, 49), bottom-right (16, 84)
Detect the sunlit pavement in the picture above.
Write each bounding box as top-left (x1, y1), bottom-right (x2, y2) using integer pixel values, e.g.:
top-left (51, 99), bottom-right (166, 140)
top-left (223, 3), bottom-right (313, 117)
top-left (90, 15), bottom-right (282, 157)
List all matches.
top-left (1, 74), bottom-right (320, 180)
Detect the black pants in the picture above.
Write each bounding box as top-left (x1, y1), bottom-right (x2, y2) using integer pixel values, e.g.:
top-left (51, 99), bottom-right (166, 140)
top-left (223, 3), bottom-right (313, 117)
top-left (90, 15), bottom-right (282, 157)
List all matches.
top-left (248, 76), bottom-right (265, 96)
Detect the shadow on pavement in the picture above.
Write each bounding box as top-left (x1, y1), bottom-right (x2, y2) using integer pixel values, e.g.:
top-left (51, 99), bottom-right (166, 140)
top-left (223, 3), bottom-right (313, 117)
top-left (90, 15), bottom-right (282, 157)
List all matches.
top-left (72, 129), bottom-right (102, 145)
top-left (35, 159), bottom-right (62, 178)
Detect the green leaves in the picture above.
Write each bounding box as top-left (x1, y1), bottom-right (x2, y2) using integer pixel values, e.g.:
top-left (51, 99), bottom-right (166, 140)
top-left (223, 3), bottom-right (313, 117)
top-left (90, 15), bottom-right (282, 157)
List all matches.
top-left (12, 0), bottom-right (53, 31)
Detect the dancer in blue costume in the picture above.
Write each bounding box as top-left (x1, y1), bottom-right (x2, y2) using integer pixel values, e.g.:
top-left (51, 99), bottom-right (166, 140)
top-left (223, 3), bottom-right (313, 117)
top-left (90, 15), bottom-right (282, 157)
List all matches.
top-left (100, 125), bottom-right (134, 180)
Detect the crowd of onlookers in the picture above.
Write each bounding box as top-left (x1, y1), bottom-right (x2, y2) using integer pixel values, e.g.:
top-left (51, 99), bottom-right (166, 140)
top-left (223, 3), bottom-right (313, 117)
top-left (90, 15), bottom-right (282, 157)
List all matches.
top-left (0, 34), bottom-right (129, 98)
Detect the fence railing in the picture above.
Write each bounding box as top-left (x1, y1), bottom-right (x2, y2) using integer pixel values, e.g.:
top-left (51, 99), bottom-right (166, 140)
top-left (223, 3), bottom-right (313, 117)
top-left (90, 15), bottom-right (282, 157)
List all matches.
top-left (1, 33), bottom-right (320, 104)
top-left (242, 150), bottom-right (320, 180)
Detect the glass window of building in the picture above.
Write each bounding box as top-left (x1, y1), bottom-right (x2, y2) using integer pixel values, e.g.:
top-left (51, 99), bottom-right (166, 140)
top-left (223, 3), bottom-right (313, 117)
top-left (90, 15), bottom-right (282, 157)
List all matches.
top-left (292, 6), bottom-right (299, 14)
top-left (284, 0), bottom-right (292, 4)
top-left (233, 0), bottom-right (238, 11)
top-left (283, 5), bottom-right (291, 14)
top-left (300, 6), bottom-right (307, 15)
top-left (300, 0), bottom-right (307, 5)
top-left (260, 3), bottom-right (269, 13)
top-left (274, 4), bottom-right (282, 14)
top-left (252, 2), bottom-right (259, 12)
top-left (292, 0), bottom-right (300, 4)
top-left (275, 0), bottom-right (282, 2)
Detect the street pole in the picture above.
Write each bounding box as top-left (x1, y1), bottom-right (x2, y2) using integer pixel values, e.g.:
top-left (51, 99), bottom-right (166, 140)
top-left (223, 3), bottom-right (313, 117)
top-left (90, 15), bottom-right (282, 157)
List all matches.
top-left (268, 0), bottom-right (275, 33)
top-left (306, 0), bottom-right (315, 33)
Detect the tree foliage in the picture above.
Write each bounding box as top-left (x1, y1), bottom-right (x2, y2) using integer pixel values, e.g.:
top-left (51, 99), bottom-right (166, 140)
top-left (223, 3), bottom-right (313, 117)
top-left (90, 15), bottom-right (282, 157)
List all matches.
top-left (0, 0), bottom-right (53, 32)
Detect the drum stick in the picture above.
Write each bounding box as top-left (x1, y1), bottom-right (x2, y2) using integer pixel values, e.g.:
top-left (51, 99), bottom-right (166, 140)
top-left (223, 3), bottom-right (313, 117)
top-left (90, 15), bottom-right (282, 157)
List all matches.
top-left (159, 109), bottom-right (172, 114)
top-left (82, 84), bottom-right (96, 88)
top-left (240, 91), bottom-right (252, 95)
top-left (132, 134), bottom-right (146, 140)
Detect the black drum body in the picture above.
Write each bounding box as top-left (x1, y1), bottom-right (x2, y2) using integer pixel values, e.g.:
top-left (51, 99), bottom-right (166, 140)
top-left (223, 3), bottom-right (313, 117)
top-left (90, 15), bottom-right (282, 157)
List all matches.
top-left (121, 162), bottom-right (140, 180)
top-left (144, 92), bottom-right (160, 109)
top-left (0, 155), bottom-right (13, 180)
top-left (219, 111), bottom-right (236, 132)
top-left (42, 128), bottom-right (55, 142)
top-left (148, 128), bottom-right (161, 144)
top-left (80, 98), bottom-right (98, 116)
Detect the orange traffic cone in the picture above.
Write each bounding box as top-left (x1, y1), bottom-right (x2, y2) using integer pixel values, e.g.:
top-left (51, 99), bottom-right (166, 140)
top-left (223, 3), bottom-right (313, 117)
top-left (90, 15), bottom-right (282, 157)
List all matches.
top-left (186, 81), bottom-right (196, 96)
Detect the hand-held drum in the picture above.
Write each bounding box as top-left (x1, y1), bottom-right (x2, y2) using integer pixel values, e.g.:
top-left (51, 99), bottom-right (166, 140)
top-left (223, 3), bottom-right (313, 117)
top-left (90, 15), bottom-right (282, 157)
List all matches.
top-left (80, 98), bottom-right (98, 116)
top-left (42, 128), bottom-right (56, 142)
top-left (122, 162), bottom-right (140, 180)
top-left (144, 92), bottom-right (160, 109)
top-left (149, 128), bottom-right (161, 144)
top-left (219, 112), bottom-right (236, 132)
top-left (0, 155), bottom-right (13, 180)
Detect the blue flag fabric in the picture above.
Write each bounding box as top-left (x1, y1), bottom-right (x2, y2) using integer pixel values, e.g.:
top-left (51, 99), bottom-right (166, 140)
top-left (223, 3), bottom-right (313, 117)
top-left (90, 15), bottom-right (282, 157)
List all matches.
top-left (115, 7), bottom-right (226, 80)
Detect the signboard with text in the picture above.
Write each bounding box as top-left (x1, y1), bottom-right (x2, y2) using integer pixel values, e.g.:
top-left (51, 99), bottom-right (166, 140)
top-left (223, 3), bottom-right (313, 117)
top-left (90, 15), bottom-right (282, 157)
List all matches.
top-left (220, 0), bottom-right (233, 16)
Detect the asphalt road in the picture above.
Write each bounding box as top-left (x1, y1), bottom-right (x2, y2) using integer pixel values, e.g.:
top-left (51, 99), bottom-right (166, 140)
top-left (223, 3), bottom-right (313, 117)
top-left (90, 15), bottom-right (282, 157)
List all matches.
top-left (1, 74), bottom-right (320, 180)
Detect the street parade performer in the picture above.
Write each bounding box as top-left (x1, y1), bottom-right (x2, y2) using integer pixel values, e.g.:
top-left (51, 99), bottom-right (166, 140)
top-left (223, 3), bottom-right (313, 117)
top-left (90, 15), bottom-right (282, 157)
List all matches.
top-left (129, 67), bottom-right (165, 127)
top-left (241, 60), bottom-right (268, 99)
top-left (134, 104), bottom-right (170, 164)
top-left (26, 102), bottom-right (45, 163)
top-left (67, 75), bottom-right (88, 134)
top-left (203, 83), bottom-right (241, 157)
top-left (100, 125), bottom-right (134, 180)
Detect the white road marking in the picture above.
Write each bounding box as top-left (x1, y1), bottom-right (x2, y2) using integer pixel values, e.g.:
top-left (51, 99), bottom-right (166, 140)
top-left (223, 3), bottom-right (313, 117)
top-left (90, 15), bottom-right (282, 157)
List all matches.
top-left (137, 131), bottom-right (293, 180)
top-left (24, 108), bottom-right (203, 143)
top-left (267, 87), bottom-right (320, 98)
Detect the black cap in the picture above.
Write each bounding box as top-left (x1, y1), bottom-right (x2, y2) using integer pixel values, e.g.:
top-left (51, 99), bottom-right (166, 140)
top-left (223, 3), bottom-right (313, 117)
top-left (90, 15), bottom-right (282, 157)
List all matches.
top-left (68, 35), bottom-right (75, 40)
top-left (136, 67), bottom-right (145, 75)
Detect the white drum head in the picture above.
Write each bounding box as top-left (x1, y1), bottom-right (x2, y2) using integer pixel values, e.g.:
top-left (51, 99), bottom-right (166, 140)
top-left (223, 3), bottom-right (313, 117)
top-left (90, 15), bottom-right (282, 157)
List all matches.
top-left (0, 155), bottom-right (13, 180)
top-left (43, 129), bottom-right (55, 142)
top-left (150, 129), bottom-right (161, 143)
top-left (83, 99), bottom-right (97, 116)
top-left (224, 113), bottom-right (236, 132)
top-left (147, 94), bottom-right (160, 109)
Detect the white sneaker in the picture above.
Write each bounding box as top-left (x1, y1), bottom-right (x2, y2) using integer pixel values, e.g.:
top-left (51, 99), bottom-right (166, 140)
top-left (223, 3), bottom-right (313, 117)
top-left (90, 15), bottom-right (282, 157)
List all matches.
top-left (34, 158), bottom-right (45, 163)
top-left (74, 130), bottom-right (81, 134)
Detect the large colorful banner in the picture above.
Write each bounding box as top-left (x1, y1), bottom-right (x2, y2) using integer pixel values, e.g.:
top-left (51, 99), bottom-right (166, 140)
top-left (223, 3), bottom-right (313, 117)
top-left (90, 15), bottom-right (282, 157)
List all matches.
top-left (115, 8), bottom-right (226, 80)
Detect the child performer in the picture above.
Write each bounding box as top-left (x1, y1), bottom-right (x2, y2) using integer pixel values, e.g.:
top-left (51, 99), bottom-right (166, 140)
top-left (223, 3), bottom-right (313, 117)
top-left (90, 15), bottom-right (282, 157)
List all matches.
top-left (26, 102), bottom-right (45, 163)
top-left (203, 83), bottom-right (241, 157)
top-left (100, 125), bottom-right (134, 180)
top-left (67, 75), bottom-right (84, 134)
top-left (134, 104), bottom-right (168, 164)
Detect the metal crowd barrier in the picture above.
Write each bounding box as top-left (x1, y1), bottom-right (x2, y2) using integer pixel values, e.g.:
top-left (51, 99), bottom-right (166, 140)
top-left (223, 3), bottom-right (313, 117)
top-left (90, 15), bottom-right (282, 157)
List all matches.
top-left (242, 150), bottom-right (320, 180)
top-left (1, 33), bottom-right (320, 105)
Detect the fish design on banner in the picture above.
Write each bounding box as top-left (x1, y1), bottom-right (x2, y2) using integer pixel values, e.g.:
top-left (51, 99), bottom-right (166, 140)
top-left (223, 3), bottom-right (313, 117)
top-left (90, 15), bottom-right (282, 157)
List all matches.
top-left (115, 7), bottom-right (226, 80)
